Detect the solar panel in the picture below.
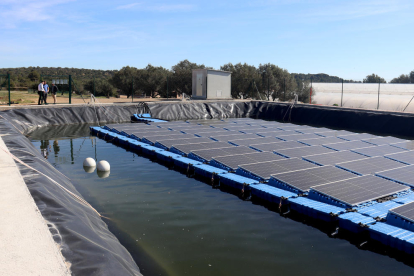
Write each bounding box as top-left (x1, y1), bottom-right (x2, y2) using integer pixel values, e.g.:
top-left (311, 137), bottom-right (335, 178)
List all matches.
top-left (276, 133), bottom-right (322, 141)
top-left (351, 145), bottom-right (407, 157)
top-left (361, 136), bottom-right (407, 146)
top-left (323, 140), bottom-right (374, 151)
top-left (238, 158), bottom-right (318, 180)
top-left (376, 165), bottom-right (414, 187)
top-left (310, 175), bottom-right (409, 207)
top-left (296, 127), bottom-right (331, 134)
top-left (274, 146), bottom-right (336, 158)
top-left (250, 141), bottom-right (307, 152)
top-left (314, 130), bottom-right (354, 137)
top-left (336, 156), bottom-right (407, 175)
top-left (171, 141), bottom-right (232, 155)
top-left (338, 133), bottom-right (378, 141)
top-left (190, 146), bottom-right (256, 162)
top-left (391, 141), bottom-right (414, 150)
top-left (298, 137), bottom-right (345, 146)
top-left (256, 130), bottom-right (295, 137)
top-left (302, 151), bottom-right (367, 166)
top-left (270, 166), bottom-right (358, 193)
top-left (389, 202), bottom-right (414, 223)
top-left (229, 137), bottom-right (282, 146)
top-left (156, 137), bottom-right (213, 149)
top-left (385, 151), bottom-right (414, 165)
top-left (142, 133), bottom-right (193, 143)
top-left (212, 152), bottom-right (285, 170)
top-left (210, 133), bottom-right (259, 141)
top-left (130, 130), bottom-right (176, 138)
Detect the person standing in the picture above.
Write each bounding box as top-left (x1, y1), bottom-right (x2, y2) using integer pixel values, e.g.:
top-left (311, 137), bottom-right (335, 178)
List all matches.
top-left (38, 80), bottom-right (45, 105)
top-left (43, 81), bottom-right (49, 104)
top-left (51, 83), bottom-right (59, 104)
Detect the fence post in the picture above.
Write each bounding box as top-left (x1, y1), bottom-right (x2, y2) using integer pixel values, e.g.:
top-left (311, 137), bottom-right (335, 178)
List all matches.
top-left (69, 75), bottom-right (72, 104)
top-left (131, 77), bottom-right (134, 103)
top-left (341, 79), bottom-right (344, 107)
top-left (7, 73), bottom-right (11, 106)
top-left (167, 76), bottom-right (169, 99)
top-left (309, 77), bottom-right (313, 104)
top-left (267, 77), bottom-right (270, 101)
top-left (93, 76), bottom-right (95, 97)
top-left (283, 78), bottom-right (286, 101)
top-left (377, 79), bottom-right (380, 110)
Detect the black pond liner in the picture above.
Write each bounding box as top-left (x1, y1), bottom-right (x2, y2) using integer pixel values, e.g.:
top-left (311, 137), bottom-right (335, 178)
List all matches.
top-left (2, 101), bottom-right (414, 275)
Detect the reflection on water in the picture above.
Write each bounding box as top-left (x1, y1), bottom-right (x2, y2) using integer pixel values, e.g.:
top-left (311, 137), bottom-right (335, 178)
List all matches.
top-left (30, 125), bottom-right (414, 276)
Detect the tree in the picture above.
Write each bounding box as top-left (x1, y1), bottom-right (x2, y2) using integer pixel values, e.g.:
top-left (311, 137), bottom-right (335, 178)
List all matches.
top-left (84, 79), bottom-right (115, 97)
top-left (140, 64), bottom-right (170, 97)
top-left (221, 63), bottom-right (259, 99)
top-left (363, 74), bottom-right (386, 83)
top-left (110, 66), bottom-right (139, 97)
top-left (390, 74), bottom-right (411, 83)
top-left (171, 60), bottom-right (207, 96)
top-left (28, 70), bottom-right (40, 81)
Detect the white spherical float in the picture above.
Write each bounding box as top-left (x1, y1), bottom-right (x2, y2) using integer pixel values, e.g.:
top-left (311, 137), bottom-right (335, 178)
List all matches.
top-left (83, 157), bottom-right (96, 173)
top-left (97, 160), bottom-right (110, 172)
top-left (83, 157), bottom-right (96, 167)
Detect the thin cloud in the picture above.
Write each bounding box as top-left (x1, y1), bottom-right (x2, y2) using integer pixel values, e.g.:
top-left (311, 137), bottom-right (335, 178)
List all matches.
top-left (0, 0), bottom-right (74, 28)
top-left (115, 2), bottom-right (195, 12)
top-left (116, 2), bottom-right (142, 10)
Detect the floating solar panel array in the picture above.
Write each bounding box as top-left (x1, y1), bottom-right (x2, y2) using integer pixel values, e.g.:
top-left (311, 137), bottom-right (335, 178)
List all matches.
top-left (93, 117), bottom-right (414, 255)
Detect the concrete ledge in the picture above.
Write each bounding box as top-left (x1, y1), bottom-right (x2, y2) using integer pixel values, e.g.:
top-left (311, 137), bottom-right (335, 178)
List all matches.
top-left (0, 136), bottom-right (70, 276)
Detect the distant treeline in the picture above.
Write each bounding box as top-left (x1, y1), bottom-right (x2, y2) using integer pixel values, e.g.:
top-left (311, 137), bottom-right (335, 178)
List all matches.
top-left (1, 63), bottom-right (412, 100)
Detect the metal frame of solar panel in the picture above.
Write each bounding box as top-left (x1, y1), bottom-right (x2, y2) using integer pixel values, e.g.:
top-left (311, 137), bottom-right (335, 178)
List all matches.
top-left (338, 133), bottom-right (378, 141)
top-left (322, 140), bottom-right (374, 151)
top-left (210, 133), bottom-right (259, 141)
top-left (361, 137), bottom-right (407, 146)
top-left (156, 137), bottom-right (213, 149)
top-left (211, 152), bottom-right (286, 171)
top-left (141, 133), bottom-right (194, 144)
top-left (302, 151), bottom-right (367, 166)
top-left (375, 165), bottom-right (414, 187)
top-left (228, 137), bottom-right (281, 146)
top-left (388, 202), bottom-right (414, 223)
top-left (276, 133), bottom-right (322, 141)
top-left (250, 141), bottom-right (307, 152)
top-left (189, 146), bottom-right (255, 163)
top-left (314, 130), bottom-right (354, 137)
top-left (309, 175), bottom-right (409, 207)
top-left (391, 141), bottom-right (414, 150)
top-left (171, 141), bottom-right (232, 155)
top-left (385, 151), bottom-right (414, 165)
top-left (256, 130), bottom-right (295, 137)
top-left (237, 158), bottom-right (318, 181)
top-left (335, 156), bottom-right (407, 175)
top-left (298, 137), bottom-right (345, 146)
top-left (351, 145), bottom-right (407, 157)
top-left (274, 145), bottom-right (336, 158)
top-left (270, 166), bottom-right (359, 193)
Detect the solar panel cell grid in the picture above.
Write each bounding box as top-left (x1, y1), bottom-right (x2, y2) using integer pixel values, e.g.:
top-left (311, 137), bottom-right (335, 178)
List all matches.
top-left (391, 141), bottom-right (414, 150)
top-left (338, 133), bottom-right (378, 141)
top-left (351, 145), bottom-right (407, 157)
top-left (389, 202), bottom-right (414, 223)
top-left (157, 137), bottom-right (213, 148)
top-left (270, 166), bottom-right (358, 193)
top-left (172, 141), bottom-right (232, 155)
top-left (336, 156), bottom-right (407, 175)
top-left (311, 175), bottom-right (409, 207)
top-left (276, 133), bottom-right (322, 141)
top-left (362, 137), bottom-right (407, 146)
top-left (250, 141), bottom-right (306, 152)
top-left (191, 146), bottom-right (256, 162)
top-left (298, 137), bottom-right (345, 146)
top-left (228, 137), bottom-right (280, 146)
top-left (385, 151), bottom-right (414, 165)
top-left (274, 146), bottom-right (336, 158)
top-left (323, 140), bottom-right (374, 151)
top-left (212, 152), bottom-right (285, 170)
top-left (238, 158), bottom-right (317, 180)
top-left (375, 165), bottom-right (414, 187)
top-left (302, 151), bottom-right (367, 166)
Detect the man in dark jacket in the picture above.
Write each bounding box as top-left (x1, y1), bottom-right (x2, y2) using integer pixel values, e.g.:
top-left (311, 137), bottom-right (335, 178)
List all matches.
top-left (51, 83), bottom-right (59, 104)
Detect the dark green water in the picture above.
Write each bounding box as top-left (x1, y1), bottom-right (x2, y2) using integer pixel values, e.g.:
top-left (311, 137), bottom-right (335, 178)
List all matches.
top-left (30, 125), bottom-right (414, 276)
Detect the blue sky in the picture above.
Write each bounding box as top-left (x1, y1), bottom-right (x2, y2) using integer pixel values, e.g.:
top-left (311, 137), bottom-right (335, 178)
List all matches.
top-left (1, 0), bottom-right (413, 81)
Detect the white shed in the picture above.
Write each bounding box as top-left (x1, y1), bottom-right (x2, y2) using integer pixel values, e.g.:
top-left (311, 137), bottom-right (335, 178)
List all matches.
top-left (192, 69), bottom-right (232, 100)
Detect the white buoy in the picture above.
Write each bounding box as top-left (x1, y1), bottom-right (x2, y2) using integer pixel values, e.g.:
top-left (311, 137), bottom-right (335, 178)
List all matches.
top-left (97, 160), bottom-right (110, 172)
top-left (83, 157), bottom-right (96, 167)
